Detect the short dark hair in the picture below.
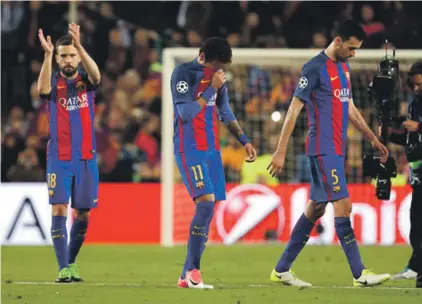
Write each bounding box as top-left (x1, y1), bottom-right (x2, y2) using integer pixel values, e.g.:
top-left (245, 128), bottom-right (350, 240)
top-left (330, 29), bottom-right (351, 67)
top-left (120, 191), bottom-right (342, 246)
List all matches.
top-left (199, 37), bottom-right (232, 64)
top-left (334, 20), bottom-right (367, 42)
top-left (409, 62), bottom-right (422, 77)
top-left (55, 35), bottom-right (73, 49)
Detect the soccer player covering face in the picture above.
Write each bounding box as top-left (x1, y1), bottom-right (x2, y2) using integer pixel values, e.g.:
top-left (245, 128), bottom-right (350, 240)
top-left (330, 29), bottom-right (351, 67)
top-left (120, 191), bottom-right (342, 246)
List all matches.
top-left (171, 37), bottom-right (258, 289)
top-left (37, 24), bottom-right (101, 283)
top-left (267, 20), bottom-right (391, 287)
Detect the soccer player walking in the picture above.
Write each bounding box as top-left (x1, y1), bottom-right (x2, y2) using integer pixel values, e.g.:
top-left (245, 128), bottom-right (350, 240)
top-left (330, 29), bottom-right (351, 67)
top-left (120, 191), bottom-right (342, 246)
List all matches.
top-left (37, 24), bottom-right (100, 283)
top-left (171, 37), bottom-right (257, 289)
top-left (267, 20), bottom-right (391, 287)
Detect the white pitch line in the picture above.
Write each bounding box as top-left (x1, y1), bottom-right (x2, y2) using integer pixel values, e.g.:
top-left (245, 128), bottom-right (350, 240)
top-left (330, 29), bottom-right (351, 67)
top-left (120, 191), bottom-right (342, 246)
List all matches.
top-left (2, 281), bottom-right (419, 291)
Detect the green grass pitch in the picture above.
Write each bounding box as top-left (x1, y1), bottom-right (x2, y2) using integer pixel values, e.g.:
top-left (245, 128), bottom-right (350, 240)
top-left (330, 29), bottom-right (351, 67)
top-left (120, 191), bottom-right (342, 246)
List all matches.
top-left (2, 245), bottom-right (421, 304)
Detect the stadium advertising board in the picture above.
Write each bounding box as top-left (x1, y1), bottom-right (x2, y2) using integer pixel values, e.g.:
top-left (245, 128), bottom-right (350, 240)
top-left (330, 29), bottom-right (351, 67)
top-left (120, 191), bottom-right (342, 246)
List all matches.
top-left (0, 183), bottom-right (412, 245)
top-left (1, 183), bottom-right (60, 246)
top-left (0, 183), bottom-right (160, 246)
top-left (174, 183), bottom-right (413, 246)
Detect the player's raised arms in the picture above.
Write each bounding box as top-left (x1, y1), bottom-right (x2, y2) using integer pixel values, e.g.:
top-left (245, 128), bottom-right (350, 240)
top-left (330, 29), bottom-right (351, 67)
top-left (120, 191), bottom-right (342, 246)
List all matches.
top-left (38, 24), bottom-right (100, 284)
top-left (37, 29), bottom-right (54, 95)
top-left (68, 23), bottom-right (100, 85)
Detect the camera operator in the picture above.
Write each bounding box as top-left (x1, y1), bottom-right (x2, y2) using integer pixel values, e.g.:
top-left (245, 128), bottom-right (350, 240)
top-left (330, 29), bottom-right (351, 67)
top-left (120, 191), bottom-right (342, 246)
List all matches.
top-left (389, 62), bottom-right (422, 287)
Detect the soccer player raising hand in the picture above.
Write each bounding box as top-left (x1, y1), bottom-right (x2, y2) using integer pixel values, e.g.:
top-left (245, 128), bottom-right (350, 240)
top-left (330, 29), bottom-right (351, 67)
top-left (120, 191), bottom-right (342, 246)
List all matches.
top-left (37, 24), bottom-right (100, 283)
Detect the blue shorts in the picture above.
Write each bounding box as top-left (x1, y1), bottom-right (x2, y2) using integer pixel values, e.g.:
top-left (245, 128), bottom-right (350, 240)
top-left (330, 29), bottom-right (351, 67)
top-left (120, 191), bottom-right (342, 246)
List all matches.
top-left (308, 155), bottom-right (349, 203)
top-left (175, 150), bottom-right (226, 201)
top-left (46, 158), bottom-right (99, 209)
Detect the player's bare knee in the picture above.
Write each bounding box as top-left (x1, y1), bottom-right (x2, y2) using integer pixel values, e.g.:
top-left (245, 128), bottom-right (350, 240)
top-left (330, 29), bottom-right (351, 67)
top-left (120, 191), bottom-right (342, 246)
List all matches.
top-left (73, 208), bottom-right (90, 221)
top-left (305, 201), bottom-right (327, 222)
top-left (52, 204), bottom-right (68, 216)
top-left (314, 204), bottom-right (327, 219)
top-left (333, 198), bottom-right (352, 217)
top-left (195, 194), bottom-right (215, 203)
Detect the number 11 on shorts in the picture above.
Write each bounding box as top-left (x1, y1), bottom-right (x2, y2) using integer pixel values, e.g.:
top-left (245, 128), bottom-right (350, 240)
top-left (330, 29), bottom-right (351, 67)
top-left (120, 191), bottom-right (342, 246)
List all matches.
top-left (191, 165), bottom-right (204, 188)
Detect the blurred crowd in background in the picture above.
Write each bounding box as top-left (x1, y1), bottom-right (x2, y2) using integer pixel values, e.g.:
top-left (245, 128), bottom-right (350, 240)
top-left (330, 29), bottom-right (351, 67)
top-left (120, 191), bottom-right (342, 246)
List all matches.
top-left (2, 1), bottom-right (421, 184)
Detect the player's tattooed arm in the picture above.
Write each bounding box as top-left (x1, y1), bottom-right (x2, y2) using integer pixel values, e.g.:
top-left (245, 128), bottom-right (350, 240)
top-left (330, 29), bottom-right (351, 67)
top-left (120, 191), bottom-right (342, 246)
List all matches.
top-left (226, 120), bottom-right (246, 141)
top-left (68, 23), bottom-right (101, 85)
top-left (217, 84), bottom-right (250, 145)
top-left (227, 119), bottom-right (257, 162)
top-left (217, 84), bottom-right (256, 161)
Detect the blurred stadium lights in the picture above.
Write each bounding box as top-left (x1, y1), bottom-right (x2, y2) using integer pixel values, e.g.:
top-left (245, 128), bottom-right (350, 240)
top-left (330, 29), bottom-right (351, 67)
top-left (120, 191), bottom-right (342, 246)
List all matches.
top-left (271, 111), bottom-right (282, 122)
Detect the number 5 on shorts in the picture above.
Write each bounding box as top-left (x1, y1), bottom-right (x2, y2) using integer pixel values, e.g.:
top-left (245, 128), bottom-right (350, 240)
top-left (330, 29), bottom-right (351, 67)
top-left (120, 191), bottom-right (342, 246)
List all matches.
top-left (331, 169), bottom-right (339, 185)
top-left (48, 173), bottom-right (57, 188)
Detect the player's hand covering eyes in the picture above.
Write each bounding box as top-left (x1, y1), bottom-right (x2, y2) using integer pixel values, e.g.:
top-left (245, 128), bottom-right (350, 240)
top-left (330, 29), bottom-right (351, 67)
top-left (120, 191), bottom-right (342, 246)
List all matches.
top-left (211, 69), bottom-right (226, 89)
top-left (267, 151), bottom-right (285, 177)
top-left (244, 143), bottom-right (257, 162)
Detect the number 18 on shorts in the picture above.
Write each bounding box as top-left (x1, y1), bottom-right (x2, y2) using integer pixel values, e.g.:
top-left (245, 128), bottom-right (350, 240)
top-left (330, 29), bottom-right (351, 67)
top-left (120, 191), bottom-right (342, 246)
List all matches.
top-left (47, 159), bottom-right (99, 209)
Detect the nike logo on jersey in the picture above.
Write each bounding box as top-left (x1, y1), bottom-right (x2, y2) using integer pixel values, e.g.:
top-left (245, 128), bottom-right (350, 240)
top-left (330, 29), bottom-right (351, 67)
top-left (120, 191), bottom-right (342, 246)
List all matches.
top-left (330, 76), bottom-right (338, 81)
top-left (200, 80), bottom-right (211, 84)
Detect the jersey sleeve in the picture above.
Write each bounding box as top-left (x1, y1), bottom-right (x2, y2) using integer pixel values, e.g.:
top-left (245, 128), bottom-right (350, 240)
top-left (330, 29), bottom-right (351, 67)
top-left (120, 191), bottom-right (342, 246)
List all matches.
top-left (171, 66), bottom-right (202, 122)
top-left (293, 62), bottom-right (320, 104)
top-left (39, 92), bottom-right (51, 100)
top-left (216, 84), bottom-right (236, 124)
top-left (171, 66), bottom-right (194, 103)
top-left (39, 74), bottom-right (56, 100)
top-left (79, 70), bottom-right (98, 91)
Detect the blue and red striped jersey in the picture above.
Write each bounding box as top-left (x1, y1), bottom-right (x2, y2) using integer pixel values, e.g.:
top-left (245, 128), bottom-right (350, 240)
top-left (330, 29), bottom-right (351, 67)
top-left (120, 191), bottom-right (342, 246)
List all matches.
top-left (41, 71), bottom-right (97, 161)
top-left (171, 59), bottom-right (235, 153)
top-left (294, 51), bottom-right (352, 156)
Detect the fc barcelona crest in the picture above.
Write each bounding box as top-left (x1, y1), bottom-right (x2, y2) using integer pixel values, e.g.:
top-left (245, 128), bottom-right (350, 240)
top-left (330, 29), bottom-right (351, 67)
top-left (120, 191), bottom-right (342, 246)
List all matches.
top-left (76, 81), bottom-right (86, 91)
